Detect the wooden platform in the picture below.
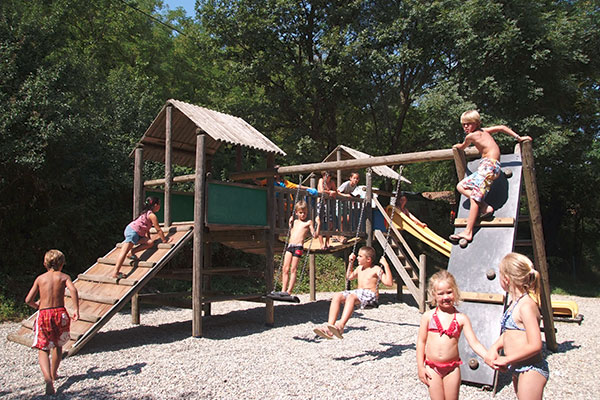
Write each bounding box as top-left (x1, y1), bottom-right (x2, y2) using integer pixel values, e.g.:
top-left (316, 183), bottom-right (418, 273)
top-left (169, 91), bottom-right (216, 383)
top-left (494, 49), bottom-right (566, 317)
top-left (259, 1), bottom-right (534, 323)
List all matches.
top-left (7, 223), bottom-right (194, 357)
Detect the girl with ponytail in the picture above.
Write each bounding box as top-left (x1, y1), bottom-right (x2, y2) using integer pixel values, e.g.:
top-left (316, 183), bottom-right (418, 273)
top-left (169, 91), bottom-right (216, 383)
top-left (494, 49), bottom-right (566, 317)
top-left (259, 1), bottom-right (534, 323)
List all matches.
top-left (485, 253), bottom-right (548, 399)
top-left (112, 197), bottom-right (170, 279)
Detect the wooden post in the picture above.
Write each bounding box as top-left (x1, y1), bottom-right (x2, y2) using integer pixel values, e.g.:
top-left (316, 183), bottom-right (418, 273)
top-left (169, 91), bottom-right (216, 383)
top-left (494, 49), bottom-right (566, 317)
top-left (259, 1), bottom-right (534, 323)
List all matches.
top-left (131, 145), bottom-right (144, 324)
top-left (265, 154), bottom-right (275, 326)
top-left (164, 105), bottom-right (173, 228)
top-left (309, 175), bottom-right (317, 301)
top-left (396, 279), bottom-right (403, 302)
top-left (336, 148), bottom-right (342, 186)
top-left (192, 130), bottom-right (207, 337)
top-left (203, 242), bottom-right (212, 316)
top-left (419, 254), bottom-right (427, 313)
top-left (236, 146), bottom-right (242, 172)
top-left (365, 169), bottom-right (373, 247)
top-left (452, 146), bottom-right (467, 181)
top-left (520, 139), bottom-right (557, 351)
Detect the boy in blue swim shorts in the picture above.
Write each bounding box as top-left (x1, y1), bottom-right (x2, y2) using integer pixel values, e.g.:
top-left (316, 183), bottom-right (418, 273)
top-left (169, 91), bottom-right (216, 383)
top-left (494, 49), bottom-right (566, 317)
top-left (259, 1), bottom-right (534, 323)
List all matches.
top-left (450, 110), bottom-right (531, 244)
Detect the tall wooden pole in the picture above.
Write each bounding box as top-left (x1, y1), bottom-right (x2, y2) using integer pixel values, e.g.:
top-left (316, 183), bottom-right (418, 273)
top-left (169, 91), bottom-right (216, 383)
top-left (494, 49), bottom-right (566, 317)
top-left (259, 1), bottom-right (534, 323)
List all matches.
top-left (520, 139), bottom-right (557, 351)
top-left (192, 130), bottom-right (207, 337)
top-left (131, 145), bottom-right (144, 324)
top-left (452, 146), bottom-right (467, 181)
top-left (419, 254), bottom-right (427, 313)
top-left (164, 105), bottom-right (173, 227)
top-left (265, 154), bottom-right (275, 326)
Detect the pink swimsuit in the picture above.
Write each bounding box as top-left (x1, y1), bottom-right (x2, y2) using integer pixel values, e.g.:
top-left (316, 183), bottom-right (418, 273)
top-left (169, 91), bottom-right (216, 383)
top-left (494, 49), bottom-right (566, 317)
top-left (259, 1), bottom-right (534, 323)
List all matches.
top-left (425, 308), bottom-right (463, 377)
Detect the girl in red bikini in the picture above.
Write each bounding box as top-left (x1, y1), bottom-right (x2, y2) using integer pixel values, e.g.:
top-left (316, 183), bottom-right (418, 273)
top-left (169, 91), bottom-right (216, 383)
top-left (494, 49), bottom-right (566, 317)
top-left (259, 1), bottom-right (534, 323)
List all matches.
top-left (416, 271), bottom-right (487, 399)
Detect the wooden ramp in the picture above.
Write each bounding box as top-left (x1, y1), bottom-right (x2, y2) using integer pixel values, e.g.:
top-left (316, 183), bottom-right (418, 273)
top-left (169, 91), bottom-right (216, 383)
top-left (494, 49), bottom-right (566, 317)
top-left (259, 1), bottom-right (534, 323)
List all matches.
top-left (447, 154), bottom-right (523, 387)
top-left (7, 223), bottom-right (194, 357)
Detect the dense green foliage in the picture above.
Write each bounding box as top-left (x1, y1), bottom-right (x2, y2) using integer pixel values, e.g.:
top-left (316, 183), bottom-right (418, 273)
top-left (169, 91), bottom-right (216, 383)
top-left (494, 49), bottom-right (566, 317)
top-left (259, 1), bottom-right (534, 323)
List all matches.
top-left (1, 0), bottom-right (598, 319)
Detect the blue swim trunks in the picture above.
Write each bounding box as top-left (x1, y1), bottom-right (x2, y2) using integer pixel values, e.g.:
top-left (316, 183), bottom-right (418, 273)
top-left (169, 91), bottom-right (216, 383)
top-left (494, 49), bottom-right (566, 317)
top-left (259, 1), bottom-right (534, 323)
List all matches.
top-left (509, 359), bottom-right (549, 380)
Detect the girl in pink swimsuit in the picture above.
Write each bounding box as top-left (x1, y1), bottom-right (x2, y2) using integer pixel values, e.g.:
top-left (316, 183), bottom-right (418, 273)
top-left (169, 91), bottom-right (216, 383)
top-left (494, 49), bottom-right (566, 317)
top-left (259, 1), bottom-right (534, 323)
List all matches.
top-left (112, 197), bottom-right (170, 279)
top-left (416, 271), bottom-right (487, 399)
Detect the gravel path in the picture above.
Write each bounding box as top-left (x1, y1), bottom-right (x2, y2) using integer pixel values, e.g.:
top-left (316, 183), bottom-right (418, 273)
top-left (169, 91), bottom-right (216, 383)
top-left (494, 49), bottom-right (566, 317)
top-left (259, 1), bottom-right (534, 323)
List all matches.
top-left (1, 292), bottom-right (596, 399)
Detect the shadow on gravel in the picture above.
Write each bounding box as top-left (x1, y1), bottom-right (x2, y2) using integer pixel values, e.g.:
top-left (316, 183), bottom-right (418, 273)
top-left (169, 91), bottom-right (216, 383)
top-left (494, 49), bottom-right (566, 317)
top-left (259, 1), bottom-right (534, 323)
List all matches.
top-left (333, 342), bottom-right (416, 365)
top-left (80, 292), bottom-right (421, 354)
top-left (53, 363), bottom-right (146, 398)
top-left (554, 340), bottom-right (580, 353)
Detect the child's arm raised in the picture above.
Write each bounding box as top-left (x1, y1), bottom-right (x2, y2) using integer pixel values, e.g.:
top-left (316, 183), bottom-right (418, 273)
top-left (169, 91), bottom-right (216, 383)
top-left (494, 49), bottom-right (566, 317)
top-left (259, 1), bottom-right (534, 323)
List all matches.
top-left (416, 311), bottom-right (432, 386)
top-left (346, 253), bottom-right (359, 281)
top-left (458, 313), bottom-right (488, 359)
top-left (483, 125), bottom-right (531, 142)
top-left (493, 300), bottom-right (543, 369)
top-left (379, 257), bottom-right (394, 287)
top-left (25, 277), bottom-right (40, 310)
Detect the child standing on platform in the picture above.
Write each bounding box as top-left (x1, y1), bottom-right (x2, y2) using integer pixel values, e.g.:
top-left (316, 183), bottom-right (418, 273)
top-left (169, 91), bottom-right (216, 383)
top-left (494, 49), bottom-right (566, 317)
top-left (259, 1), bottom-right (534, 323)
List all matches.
top-left (485, 253), bottom-right (548, 399)
top-left (450, 110), bottom-right (530, 244)
top-left (313, 246), bottom-right (392, 339)
top-left (416, 270), bottom-right (487, 400)
top-left (25, 249), bottom-right (80, 395)
top-left (275, 200), bottom-right (319, 296)
top-left (112, 196), bottom-right (170, 279)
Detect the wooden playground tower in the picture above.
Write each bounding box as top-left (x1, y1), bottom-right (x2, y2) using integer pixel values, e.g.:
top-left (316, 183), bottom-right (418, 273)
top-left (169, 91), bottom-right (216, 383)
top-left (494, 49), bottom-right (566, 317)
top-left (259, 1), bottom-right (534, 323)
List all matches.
top-left (135, 99), bottom-right (555, 350)
top-left (8, 99), bottom-right (555, 362)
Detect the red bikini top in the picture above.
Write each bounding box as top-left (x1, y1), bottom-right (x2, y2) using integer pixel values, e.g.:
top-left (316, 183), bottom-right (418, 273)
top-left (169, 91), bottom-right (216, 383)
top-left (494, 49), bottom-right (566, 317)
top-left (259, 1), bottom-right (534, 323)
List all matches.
top-left (428, 308), bottom-right (461, 338)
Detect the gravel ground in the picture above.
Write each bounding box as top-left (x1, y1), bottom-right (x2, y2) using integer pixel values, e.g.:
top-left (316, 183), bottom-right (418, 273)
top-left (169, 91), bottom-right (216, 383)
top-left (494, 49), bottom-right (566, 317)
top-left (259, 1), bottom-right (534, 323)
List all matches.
top-left (1, 292), bottom-right (596, 399)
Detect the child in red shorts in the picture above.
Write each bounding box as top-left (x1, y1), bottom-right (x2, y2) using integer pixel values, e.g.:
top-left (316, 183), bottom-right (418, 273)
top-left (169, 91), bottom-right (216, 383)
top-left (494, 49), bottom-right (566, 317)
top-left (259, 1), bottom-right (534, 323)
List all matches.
top-left (25, 249), bottom-right (80, 395)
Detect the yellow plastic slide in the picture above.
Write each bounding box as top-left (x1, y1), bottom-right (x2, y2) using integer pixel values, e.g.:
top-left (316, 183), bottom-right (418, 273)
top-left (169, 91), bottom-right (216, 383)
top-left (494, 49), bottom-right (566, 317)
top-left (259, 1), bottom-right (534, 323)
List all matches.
top-left (386, 205), bottom-right (452, 258)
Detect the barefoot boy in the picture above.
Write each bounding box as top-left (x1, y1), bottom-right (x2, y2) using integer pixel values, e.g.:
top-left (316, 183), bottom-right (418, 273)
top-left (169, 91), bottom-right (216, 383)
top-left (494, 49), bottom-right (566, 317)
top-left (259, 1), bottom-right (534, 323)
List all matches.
top-left (450, 110), bottom-right (531, 244)
top-left (313, 246), bottom-right (393, 339)
top-left (25, 249), bottom-right (80, 395)
top-left (276, 200), bottom-right (319, 295)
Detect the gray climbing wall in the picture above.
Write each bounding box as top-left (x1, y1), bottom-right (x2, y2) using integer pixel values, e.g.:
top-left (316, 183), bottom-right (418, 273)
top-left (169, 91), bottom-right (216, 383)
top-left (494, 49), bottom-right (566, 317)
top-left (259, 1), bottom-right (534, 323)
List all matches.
top-left (447, 153), bottom-right (523, 386)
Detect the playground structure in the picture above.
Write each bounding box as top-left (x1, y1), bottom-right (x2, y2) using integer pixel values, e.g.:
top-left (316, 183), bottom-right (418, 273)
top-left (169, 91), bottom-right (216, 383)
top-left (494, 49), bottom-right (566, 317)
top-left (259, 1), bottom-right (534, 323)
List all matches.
top-left (8, 99), bottom-right (558, 385)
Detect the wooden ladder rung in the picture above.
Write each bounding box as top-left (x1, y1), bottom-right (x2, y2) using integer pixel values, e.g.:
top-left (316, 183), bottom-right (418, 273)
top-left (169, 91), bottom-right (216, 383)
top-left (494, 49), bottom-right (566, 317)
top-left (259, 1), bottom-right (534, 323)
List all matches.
top-left (21, 319), bottom-right (87, 338)
top-left (454, 217), bottom-right (515, 227)
top-left (65, 290), bottom-right (119, 305)
top-left (115, 242), bottom-right (174, 249)
top-left (66, 309), bottom-right (100, 323)
top-left (515, 239), bottom-right (533, 247)
top-left (78, 274), bottom-right (137, 286)
top-left (150, 225), bottom-right (192, 234)
top-left (461, 291), bottom-right (505, 304)
top-left (97, 257), bottom-right (155, 268)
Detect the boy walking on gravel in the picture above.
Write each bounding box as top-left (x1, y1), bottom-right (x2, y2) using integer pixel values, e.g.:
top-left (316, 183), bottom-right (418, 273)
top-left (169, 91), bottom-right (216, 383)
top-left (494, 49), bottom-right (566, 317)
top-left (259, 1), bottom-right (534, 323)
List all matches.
top-left (25, 249), bottom-right (80, 395)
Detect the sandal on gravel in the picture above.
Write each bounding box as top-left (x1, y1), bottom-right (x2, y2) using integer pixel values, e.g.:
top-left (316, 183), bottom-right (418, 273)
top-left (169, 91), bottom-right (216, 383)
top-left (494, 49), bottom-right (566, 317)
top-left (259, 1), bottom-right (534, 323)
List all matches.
top-left (327, 323), bottom-right (344, 339)
top-left (313, 327), bottom-right (333, 339)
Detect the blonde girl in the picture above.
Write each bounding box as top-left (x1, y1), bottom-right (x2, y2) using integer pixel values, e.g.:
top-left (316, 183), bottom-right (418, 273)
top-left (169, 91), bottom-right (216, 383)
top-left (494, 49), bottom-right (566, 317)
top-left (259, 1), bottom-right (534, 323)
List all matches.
top-left (486, 253), bottom-right (548, 399)
top-left (416, 271), bottom-right (487, 400)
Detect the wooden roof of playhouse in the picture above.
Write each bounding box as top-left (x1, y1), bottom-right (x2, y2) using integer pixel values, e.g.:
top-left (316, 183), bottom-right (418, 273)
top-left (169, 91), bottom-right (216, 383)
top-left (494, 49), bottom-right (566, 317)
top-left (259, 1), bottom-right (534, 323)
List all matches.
top-left (133, 99), bottom-right (286, 167)
top-left (322, 145), bottom-right (412, 184)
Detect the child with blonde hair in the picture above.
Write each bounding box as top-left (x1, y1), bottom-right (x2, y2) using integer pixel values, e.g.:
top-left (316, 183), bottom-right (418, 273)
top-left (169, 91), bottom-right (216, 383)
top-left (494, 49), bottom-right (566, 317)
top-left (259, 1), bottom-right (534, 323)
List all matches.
top-left (274, 200), bottom-right (319, 296)
top-left (485, 253), bottom-right (548, 399)
top-left (416, 270), bottom-right (487, 399)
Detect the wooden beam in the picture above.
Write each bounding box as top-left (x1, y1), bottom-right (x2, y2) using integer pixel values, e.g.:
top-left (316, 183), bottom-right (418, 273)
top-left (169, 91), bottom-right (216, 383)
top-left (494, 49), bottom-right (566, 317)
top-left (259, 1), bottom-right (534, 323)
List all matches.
top-left (229, 147), bottom-right (481, 180)
top-left (192, 131), bottom-right (207, 338)
top-left (453, 217), bottom-right (515, 227)
top-left (133, 146), bottom-right (144, 219)
top-left (65, 290), bottom-right (118, 305)
top-left (97, 257), bottom-right (155, 268)
top-left (265, 153), bottom-right (275, 325)
top-left (520, 139), bottom-right (557, 351)
top-left (461, 291), bottom-right (505, 304)
top-left (77, 274), bottom-right (137, 286)
top-left (419, 254), bottom-right (427, 313)
top-left (452, 146), bottom-right (467, 181)
top-left (164, 105), bottom-right (173, 227)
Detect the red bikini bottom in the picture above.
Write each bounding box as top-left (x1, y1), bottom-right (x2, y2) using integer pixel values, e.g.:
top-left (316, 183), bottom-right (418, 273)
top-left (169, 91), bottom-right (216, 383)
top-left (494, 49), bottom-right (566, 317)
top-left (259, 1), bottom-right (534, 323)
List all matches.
top-left (425, 359), bottom-right (463, 377)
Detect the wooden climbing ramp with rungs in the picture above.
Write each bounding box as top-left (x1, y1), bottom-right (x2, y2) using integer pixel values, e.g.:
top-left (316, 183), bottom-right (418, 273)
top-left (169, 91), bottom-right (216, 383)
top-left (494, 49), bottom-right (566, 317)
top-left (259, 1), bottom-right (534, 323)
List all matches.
top-left (7, 223), bottom-right (194, 357)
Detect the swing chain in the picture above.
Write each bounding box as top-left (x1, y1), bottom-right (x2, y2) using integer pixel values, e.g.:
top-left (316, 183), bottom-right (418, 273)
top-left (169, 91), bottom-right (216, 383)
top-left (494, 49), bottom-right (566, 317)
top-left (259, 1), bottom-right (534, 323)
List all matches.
top-left (383, 166), bottom-right (404, 254)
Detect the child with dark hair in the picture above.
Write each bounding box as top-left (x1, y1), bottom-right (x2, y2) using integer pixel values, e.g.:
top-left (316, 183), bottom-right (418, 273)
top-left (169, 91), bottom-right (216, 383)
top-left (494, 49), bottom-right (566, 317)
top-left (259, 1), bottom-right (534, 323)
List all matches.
top-left (112, 196), bottom-right (170, 279)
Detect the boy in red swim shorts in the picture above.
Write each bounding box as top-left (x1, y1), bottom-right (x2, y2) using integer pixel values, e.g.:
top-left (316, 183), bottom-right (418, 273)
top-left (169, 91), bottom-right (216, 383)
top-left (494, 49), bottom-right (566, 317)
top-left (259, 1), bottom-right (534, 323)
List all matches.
top-left (25, 249), bottom-right (80, 395)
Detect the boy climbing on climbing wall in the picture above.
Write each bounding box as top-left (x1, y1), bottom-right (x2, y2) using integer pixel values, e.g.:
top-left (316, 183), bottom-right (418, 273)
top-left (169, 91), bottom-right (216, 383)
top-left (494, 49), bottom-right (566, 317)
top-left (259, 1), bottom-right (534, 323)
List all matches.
top-left (450, 110), bottom-right (531, 245)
